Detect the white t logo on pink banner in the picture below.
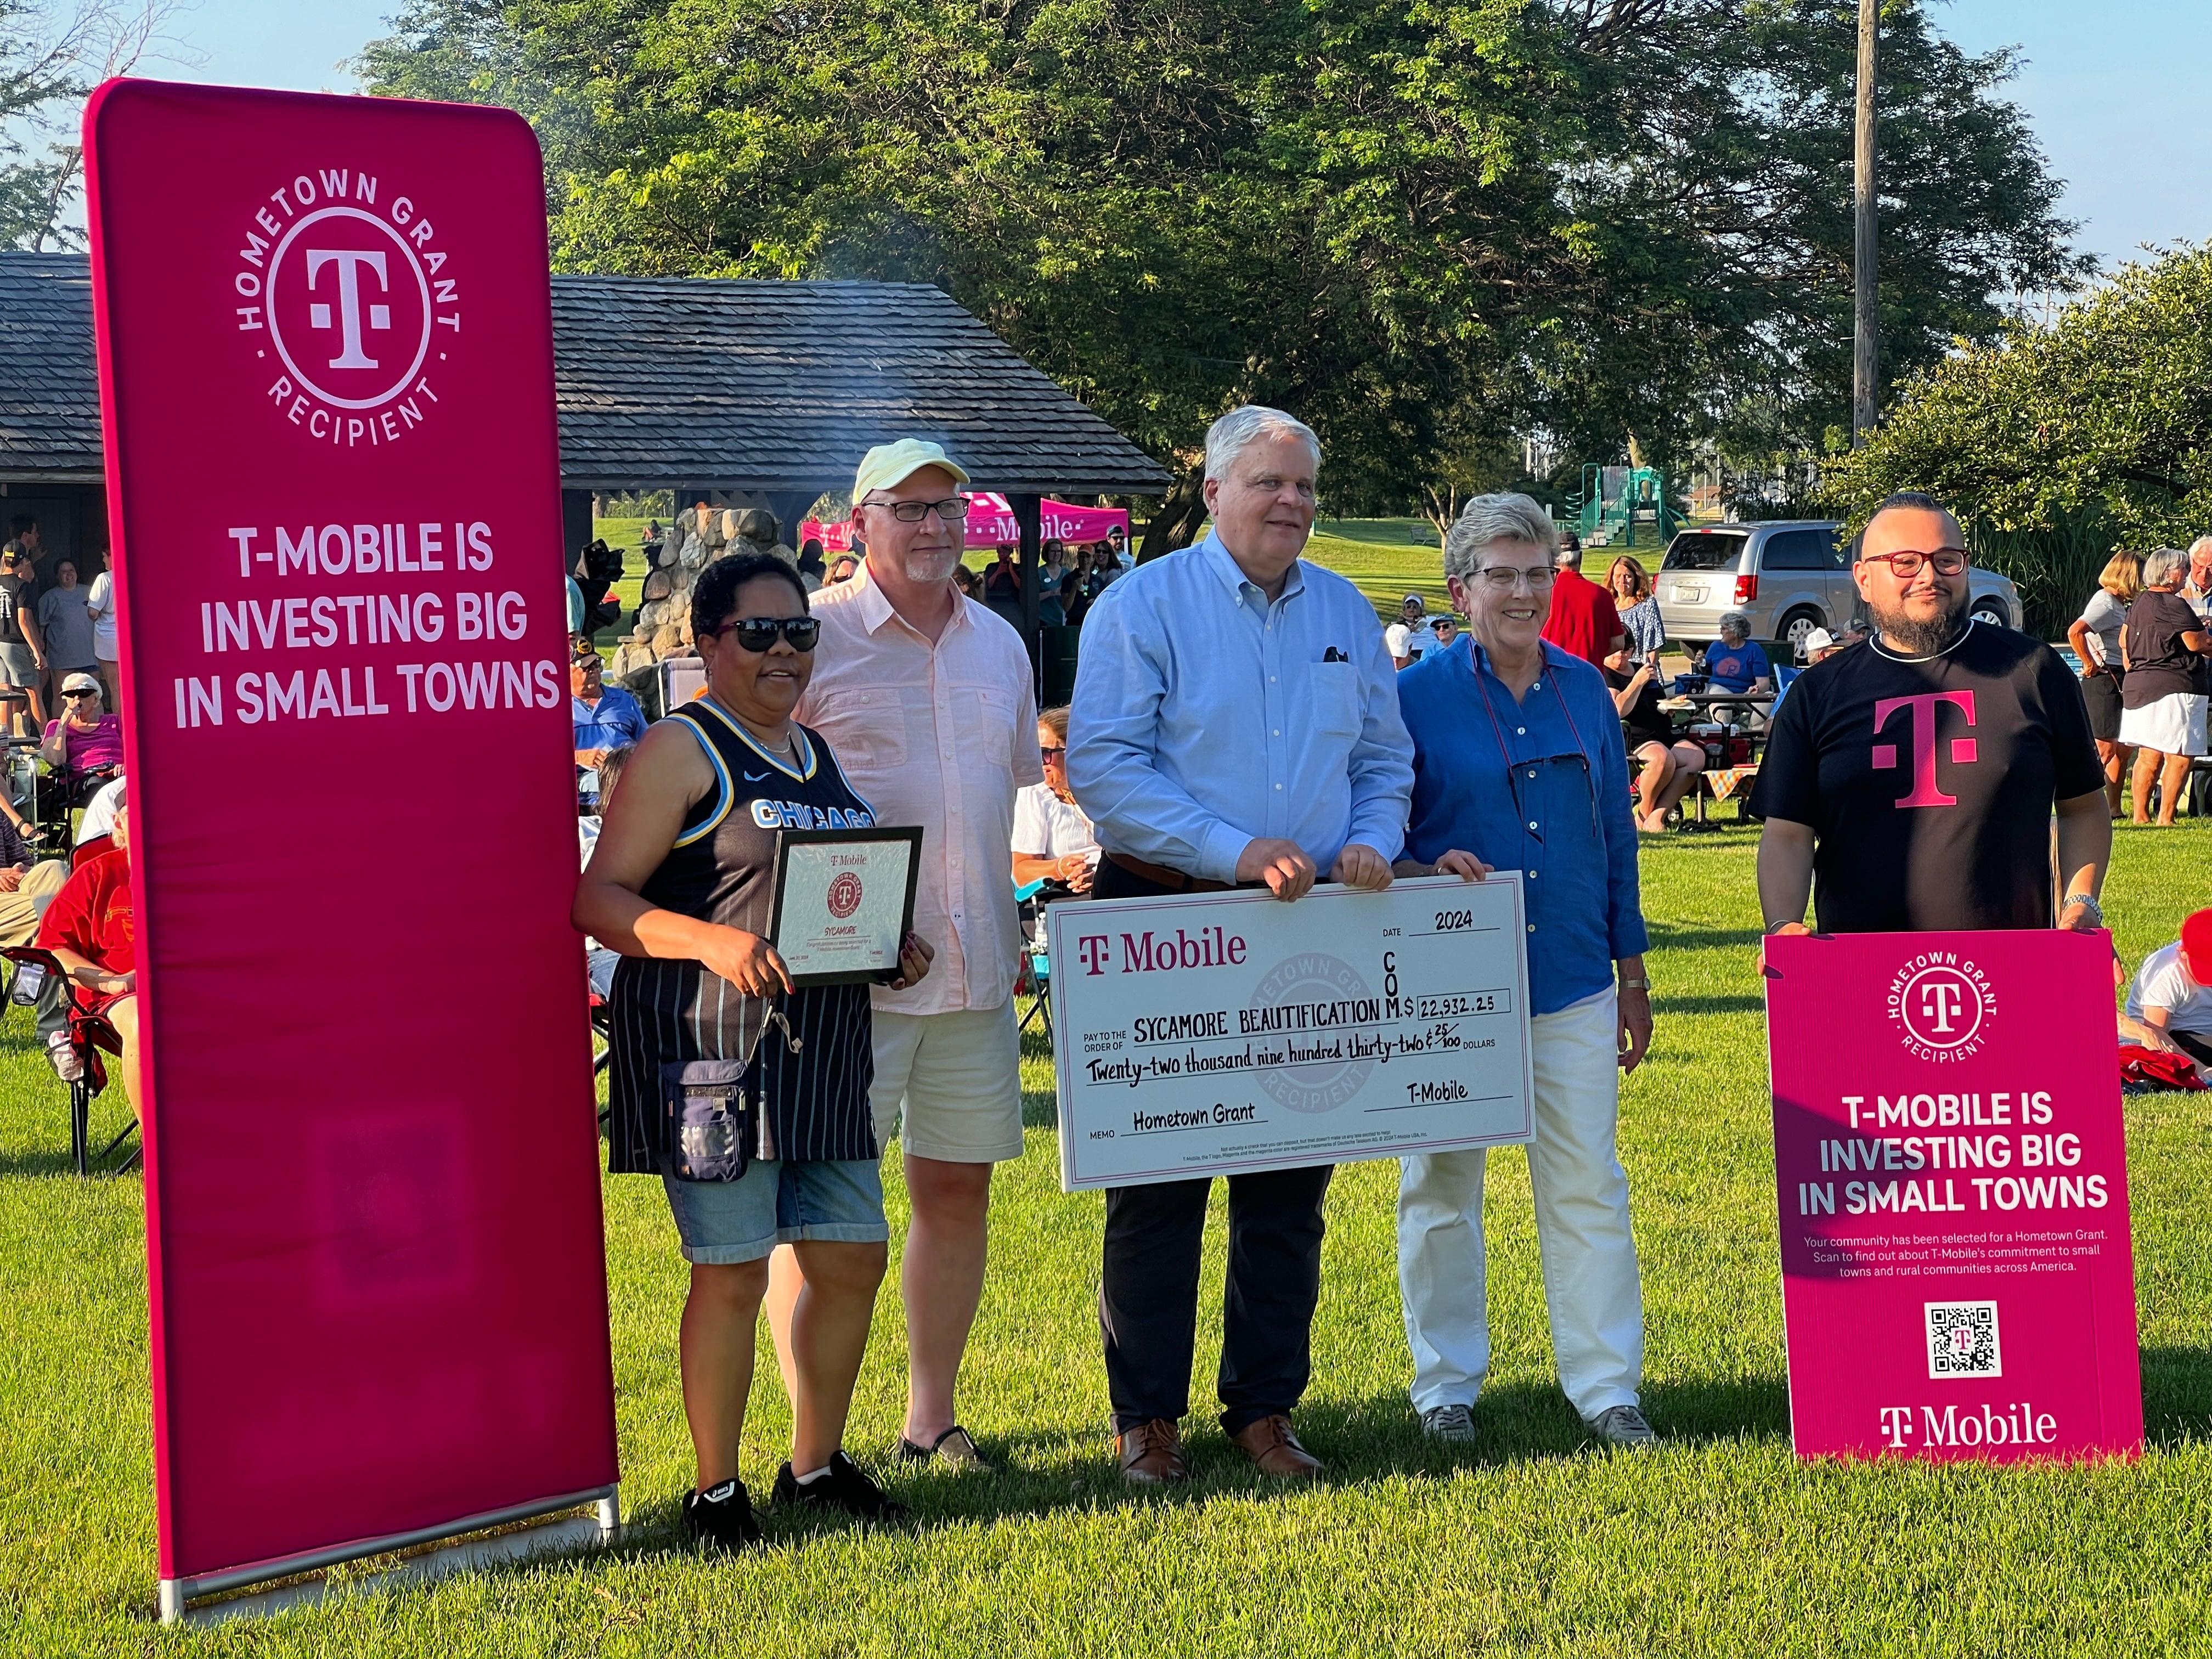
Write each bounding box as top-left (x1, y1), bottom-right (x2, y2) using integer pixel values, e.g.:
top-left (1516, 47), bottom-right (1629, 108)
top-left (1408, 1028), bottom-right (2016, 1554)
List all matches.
top-left (1765, 929), bottom-right (2142, 1462)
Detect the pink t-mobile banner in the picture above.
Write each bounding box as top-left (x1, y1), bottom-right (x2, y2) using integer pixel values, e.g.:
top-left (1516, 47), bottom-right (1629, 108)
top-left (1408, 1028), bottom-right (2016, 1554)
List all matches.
top-left (1765, 929), bottom-right (2142, 1462)
top-left (84, 80), bottom-right (617, 1585)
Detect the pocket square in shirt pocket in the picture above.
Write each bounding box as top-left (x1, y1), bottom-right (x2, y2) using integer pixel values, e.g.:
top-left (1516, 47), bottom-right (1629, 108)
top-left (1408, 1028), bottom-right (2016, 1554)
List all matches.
top-left (1310, 661), bottom-right (1362, 738)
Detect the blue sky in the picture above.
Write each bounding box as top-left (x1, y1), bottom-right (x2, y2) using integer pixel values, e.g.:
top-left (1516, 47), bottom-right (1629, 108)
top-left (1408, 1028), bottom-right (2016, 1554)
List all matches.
top-left (128, 0), bottom-right (2212, 274)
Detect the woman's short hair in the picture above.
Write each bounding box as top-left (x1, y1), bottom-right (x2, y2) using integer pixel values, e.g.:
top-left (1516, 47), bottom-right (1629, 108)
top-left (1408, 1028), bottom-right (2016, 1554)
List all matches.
top-left (1719, 611), bottom-right (1752, 637)
top-left (1203, 404), bottom-right (1322, 483)
top-left (1443, 493), bottom-right (1559, 580)
top-left (692, 552), bottom-right (810, 638)
top-left (1607, 555), bottom-right (1651, 600)
top-left (2141, 547), bottom-right (2189, 588)
top-left (1039, 704), bottom-right (1071, 744)
top-left (2098, 550), bottom-right (2143, 601)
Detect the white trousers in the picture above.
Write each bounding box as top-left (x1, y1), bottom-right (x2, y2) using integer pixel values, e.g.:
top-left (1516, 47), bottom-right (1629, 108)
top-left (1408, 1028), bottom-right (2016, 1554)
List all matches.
top-left (1397, 989), bottom-right (1644, 1420)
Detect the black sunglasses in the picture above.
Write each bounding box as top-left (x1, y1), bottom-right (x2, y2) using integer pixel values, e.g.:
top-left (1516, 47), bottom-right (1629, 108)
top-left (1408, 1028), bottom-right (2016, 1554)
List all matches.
top-left (707, 616), bottom-right (821, 653)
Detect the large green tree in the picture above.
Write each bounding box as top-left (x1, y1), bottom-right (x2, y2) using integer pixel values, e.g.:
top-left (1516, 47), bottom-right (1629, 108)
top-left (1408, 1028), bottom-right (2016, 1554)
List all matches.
top-left (361, 0), bottom-right (2083, 545)
top-left (1825, 244), bottom-right (2212, 637)
top-left (1, 1), bottom-right (180, 250)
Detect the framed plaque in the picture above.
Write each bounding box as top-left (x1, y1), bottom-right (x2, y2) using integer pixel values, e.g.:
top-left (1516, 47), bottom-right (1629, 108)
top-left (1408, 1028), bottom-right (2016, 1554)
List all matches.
top-left (768, 827), bottom-right (924, 985)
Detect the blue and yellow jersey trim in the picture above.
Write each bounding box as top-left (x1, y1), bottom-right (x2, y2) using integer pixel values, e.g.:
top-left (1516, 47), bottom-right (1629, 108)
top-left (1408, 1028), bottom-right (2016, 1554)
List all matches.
top-left (668, 706), bottom-right (735, 847)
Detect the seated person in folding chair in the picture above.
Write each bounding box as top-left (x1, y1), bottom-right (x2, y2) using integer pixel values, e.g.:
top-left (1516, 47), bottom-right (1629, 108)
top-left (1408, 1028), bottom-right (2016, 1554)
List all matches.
top-left (1011, 706), bottom-right (1099, 897)
top-left (0, 789), bottom-right (69, 947)
top-left (36, 794), bottom-right (138, 1113)
top-left (40, 672), bottom-right (122, 811)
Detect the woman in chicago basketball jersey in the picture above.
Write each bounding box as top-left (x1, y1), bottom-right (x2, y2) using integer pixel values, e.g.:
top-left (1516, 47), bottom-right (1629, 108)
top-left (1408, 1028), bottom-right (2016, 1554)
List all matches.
top-left (576, 552), bottom-right (933, 1549)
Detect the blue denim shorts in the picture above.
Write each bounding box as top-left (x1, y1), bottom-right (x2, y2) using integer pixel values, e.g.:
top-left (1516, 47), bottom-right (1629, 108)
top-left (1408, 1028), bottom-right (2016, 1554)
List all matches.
top-left (660, 1158), bottom-right (888, 1265)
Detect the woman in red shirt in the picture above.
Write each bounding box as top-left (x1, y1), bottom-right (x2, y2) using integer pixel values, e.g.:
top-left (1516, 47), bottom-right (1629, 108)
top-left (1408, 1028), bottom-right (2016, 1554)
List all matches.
top-left (36, 796), bottom-right (137, 1113)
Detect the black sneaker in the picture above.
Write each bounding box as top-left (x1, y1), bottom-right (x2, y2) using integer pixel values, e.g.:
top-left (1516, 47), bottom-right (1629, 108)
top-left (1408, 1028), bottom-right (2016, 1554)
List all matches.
top-left (680, 1477), bottom-right (762, 1549)
top-left (772, 1450), bottom-right (909, 1522)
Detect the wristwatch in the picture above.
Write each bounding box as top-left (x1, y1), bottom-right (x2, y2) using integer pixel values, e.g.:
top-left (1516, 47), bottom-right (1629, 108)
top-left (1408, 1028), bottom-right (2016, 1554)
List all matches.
top-left (1618, 975), bottom-right (1651, 991)
top-left (2059, 893), bottom-right (2104, 927)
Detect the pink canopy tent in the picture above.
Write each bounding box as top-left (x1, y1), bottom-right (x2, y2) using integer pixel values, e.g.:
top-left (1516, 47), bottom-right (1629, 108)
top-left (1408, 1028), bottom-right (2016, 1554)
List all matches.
top-left (800, 493), bottom-right (1130, 557)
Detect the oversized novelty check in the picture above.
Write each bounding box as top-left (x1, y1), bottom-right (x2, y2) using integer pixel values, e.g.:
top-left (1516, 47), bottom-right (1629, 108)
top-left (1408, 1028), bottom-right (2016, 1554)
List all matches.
top-left (1047, 874), bottom-right (1535, 1190)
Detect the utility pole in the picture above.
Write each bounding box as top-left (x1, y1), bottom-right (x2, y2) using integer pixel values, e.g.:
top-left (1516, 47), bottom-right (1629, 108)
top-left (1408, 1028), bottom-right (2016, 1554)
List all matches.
top-left (1852, 0), bottom-right (1878, 446)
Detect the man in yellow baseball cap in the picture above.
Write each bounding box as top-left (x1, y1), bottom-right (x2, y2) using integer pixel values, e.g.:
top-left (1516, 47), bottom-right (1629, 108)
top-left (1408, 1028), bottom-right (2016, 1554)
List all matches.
top-left (770, 433), bottom-right (1047, 1478)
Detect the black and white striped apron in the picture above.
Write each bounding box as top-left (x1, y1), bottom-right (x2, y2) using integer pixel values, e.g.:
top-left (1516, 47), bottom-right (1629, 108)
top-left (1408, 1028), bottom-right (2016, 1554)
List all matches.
top-left (606, 700), bottom-right (880, 1173)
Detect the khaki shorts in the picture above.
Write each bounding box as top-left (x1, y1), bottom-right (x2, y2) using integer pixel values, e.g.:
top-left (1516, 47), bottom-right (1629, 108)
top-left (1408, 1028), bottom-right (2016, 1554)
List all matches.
top-left (870, 1000), bottom-right (1025, 1164)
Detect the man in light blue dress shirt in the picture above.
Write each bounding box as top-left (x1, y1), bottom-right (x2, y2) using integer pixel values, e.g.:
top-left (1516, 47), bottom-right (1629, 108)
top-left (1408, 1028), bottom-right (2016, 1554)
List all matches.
top-left (1066, 405), bottom-right (1414, 1486)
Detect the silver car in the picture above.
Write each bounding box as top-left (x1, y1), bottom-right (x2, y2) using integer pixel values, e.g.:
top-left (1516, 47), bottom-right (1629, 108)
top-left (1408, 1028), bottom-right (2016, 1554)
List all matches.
top-left (1652, 520), bottom-right (2022, 662)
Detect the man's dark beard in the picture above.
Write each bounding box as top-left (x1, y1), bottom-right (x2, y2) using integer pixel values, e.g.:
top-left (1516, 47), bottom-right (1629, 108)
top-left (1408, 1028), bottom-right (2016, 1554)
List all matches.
top-left (1869, 591), bottom-right (1969, 656)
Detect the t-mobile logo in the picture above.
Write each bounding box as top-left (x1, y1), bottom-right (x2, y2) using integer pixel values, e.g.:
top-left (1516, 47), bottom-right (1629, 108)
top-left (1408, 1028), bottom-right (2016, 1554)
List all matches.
top-left (304, 247), bottom-right (392, 370)
top-left (1919, 979), bottom-right (1966, 1032)
top-left (1870, 690), bottom-right (1978, 808)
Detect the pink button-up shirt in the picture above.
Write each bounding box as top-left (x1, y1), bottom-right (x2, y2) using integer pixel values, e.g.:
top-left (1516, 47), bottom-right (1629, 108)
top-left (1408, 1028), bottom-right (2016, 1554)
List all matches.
top-left (798, 566), bottom-right (1042, 1016)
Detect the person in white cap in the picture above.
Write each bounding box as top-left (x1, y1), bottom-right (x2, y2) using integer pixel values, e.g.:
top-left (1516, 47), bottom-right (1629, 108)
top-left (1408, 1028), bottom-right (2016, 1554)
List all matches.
top-left (776, 438), bottom-right (1043, 1472)
top-left (1800, 627), bottom-right (1842, 665)
top-left (1384, 594), bottom-right (1435, 669)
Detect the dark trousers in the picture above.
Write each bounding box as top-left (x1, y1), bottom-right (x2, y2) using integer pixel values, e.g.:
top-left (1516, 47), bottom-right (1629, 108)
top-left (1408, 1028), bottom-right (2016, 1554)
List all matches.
top-left (2174, 1029), bottom-right (2212, 1069)
top-left (1092, 851), bottom-right (1334, 1436)
top-left (1101, 1163), bottom-right (1334, 1436)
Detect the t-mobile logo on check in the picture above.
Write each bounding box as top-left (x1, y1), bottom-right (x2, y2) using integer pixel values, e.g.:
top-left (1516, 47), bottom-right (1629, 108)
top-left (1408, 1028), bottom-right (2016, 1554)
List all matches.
top-left (1871, 690), bottom-right (1978, 808)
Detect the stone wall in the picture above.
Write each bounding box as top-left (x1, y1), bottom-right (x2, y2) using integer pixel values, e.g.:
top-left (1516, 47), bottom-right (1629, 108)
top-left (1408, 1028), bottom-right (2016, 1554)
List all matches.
top-left (610, 505), bottom-right (795, 680)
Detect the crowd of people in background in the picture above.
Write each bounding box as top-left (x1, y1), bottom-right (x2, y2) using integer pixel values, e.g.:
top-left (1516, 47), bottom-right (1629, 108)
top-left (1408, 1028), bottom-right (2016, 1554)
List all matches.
top-left (2069, 539), bottom-right (2212, 827)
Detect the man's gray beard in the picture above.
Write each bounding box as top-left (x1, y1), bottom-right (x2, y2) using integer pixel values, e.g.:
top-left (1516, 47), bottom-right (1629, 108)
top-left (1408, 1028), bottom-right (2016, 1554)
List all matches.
top-left (1870, 592), bottom-right (1969, 656)
top-left (903, 548), bottom-right (962, 585)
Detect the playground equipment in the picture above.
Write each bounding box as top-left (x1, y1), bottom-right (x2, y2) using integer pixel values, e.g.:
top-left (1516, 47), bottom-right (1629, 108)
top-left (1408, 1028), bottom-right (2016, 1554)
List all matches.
top-left (1570, 464), bottom-right (1685, 549)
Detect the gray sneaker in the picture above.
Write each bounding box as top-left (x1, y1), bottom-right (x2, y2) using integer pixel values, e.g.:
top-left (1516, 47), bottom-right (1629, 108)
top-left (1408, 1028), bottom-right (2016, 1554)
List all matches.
top-left (1587, 1404), bottom-right (1659, 1450)
top-left (1419, 1403), bottom-right (1479, 1443)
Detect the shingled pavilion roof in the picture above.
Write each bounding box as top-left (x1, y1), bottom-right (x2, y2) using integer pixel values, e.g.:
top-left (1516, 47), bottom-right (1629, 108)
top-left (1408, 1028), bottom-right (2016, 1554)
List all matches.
top-left (0, 253), bottom-right (1172, 498)
top-left (0, 253), bottom-right (100, 482)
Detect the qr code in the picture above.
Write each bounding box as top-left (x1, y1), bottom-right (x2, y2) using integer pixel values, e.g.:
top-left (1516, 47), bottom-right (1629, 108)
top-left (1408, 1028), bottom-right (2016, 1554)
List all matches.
top-left (1926, 1300), bottom-right (2001, 1379)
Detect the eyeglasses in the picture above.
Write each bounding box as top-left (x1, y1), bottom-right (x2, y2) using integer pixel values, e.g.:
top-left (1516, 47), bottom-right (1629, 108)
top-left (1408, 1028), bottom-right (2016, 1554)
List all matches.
top-left (1474, 566), bottom-right (1557, 592)
top-left (62, 689), bottom-right (98, 700)
top-left (1861, 548), bottom-right (1968, 577)
top-left (706, 616), bottom-right (821, 653)
top-left (1040, 744), bottom-right (1068, 761)
top-left (864, 496), bottom-right (970, 524)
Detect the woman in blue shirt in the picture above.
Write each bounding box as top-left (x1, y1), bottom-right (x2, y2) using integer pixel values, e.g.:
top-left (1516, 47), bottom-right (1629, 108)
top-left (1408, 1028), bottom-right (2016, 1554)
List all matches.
top-left (1392, 492), bottom-right (1660, 1453)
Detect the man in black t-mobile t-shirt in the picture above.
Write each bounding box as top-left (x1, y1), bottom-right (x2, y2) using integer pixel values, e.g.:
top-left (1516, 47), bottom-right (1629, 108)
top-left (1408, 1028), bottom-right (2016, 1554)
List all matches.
top-left (1751, 493), bottom-right (2111, 936)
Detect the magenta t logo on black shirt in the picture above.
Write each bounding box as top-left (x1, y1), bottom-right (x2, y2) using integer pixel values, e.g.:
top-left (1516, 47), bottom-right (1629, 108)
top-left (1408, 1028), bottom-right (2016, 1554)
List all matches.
top-left (1871, 690), bottom-right (1979, 808)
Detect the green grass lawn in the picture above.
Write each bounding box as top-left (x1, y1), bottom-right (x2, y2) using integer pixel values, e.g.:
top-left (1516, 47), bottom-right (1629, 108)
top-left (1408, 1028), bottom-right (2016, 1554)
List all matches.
top-left (5, 820), bottom-right (2211, 1653)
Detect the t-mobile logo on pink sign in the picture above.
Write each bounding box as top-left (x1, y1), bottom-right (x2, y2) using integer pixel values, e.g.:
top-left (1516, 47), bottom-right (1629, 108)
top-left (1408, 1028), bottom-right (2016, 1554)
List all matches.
top-left (1871, 690), bottom-right (1978, 807)
top-left (232, 168), bottom-right (461, 448)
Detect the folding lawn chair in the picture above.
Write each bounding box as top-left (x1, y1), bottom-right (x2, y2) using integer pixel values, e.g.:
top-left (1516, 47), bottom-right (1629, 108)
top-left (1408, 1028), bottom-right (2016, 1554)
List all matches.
top-left (1, 945), bottom-right (136, 1177)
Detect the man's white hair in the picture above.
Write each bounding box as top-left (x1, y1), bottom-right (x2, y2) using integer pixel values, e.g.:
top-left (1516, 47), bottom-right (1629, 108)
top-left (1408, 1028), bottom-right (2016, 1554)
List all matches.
top-left (1203, 405), bottom-right (1322, 483)
top-left (2188, 534), bottom-right (2212, 565)
top-left (2143, 547), bottom-right (2190, 588)
top-left (1443, 492), bottom-right (1559, 580)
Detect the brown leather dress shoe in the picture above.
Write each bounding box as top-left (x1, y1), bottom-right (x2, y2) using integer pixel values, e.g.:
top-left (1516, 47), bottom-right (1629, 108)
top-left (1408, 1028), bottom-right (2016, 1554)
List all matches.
top-left (1115, 1419), bottom-right (1190, 1485)
top-left (1229, 1414), bottom-right (1323, 1480)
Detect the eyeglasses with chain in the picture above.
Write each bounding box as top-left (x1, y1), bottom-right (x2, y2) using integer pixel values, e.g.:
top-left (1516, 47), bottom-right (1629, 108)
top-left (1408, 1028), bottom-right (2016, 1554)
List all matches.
top-left (864, 496), bottom-right (971, 524)
top-left (1860, 548), bottom-right (1968, 577)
